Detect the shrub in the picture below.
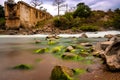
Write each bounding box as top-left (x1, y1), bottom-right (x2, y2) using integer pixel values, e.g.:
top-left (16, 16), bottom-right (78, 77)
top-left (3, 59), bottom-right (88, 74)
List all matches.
top-left (0, 18), bottom-right (5, 26)
top-left (80, 25), bottom-right (99, 31)
top-left (53, 17), bottom-right (70, 30)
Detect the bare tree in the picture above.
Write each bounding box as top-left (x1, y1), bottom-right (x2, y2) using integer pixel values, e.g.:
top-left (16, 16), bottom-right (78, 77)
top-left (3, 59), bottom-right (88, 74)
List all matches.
top-left (53, 0), bottom-right (65, 16)
top-left (30, 0), bottom-right (43, 8)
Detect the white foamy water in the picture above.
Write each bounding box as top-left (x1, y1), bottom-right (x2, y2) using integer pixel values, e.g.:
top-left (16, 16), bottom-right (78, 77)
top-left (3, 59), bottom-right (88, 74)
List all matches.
top-left (0, 31), bottom-right (119, 38)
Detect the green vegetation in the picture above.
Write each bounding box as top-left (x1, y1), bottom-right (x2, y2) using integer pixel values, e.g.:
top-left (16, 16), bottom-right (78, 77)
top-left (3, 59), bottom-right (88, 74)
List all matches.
top-left (13, 64), bottom-right (33, 70)
top-left (52, 3), bottom-right (120, 31)
top-left (73, 3), bottom-right (91, 18)
top-left (35, 48), bottom-right (47, 54)
top-left (0, 5), bottom-right (5, 27)
top-left (80, 25), bottom-right (99, 31)
top-left (73, 68), bottom-right (86, 75)
top-left (51, 66), bottom-right (73, 80)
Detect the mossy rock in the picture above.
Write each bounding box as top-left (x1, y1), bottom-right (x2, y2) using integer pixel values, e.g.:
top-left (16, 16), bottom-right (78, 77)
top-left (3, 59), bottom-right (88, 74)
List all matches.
top-left (51, 46), bottom-right (63, 53)
top-left (61, 53), bottom-right (78, 60)
top-left (73, 68), bottom-right (86, 75)
top-left (35, 48), bottom-right (46, 54)
top-left (48, 40), bottom-right (57, 45)
top-left (13, 64), bottom-right (33, 70)
top-left (51, 65), bottom-right (74, 80)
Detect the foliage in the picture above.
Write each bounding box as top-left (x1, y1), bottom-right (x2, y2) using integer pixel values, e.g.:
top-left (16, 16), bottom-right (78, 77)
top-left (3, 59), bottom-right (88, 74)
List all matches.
top-left (0, 18), bottom-right (5, 26)
top-left (53, 16), bottom-right (70, 30)
top-left (0, 5), bottom-right (4, 18)
top-left (13, 64), bottom-right (33, 70)
top-left (73, 3), bottom-right (91, 18)
top-left (113, 9), bottom-right (120, 29)
top-left (80, 25), bottom-right (99, 31)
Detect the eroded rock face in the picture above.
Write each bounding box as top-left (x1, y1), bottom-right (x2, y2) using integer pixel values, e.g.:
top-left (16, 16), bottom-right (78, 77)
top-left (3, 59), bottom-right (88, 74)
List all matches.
top-left (51, 65), bottom-right (74, 80)
top-left (104, 41), bottom-right (120, 70)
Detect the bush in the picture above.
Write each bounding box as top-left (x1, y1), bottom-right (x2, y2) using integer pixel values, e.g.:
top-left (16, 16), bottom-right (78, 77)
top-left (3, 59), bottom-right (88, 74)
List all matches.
top-left (80, 25), bottom-right (99, 31)
top-left (53, 17), bottom-right (70, 30)
top-left (0, 18), bottom-right (5, 26)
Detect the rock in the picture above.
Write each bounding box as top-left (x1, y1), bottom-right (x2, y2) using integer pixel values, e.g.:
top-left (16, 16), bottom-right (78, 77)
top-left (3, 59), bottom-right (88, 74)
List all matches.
top-left (51, 65), bottom-right (74, 80)
top-left (104, 41), bottom-right (120, 71)
top-left (100, 41), bottom-right (113, 51)
top-left (109, 36), bottom-right (118, 41)
top-left (94, 41), bottom-right (113, 51)
top-left (65, 46), bottom-right (74, 52)
top-left (80, 42), bottom-right (92, 47)
top-left (61, 53), bottom-right (78, 60)
top-left (46, 34), bottom-right (60, 40)
top-left (81, 33), bottom-right (88, 38)
top-left (104, 34), bottom-right (114, 40)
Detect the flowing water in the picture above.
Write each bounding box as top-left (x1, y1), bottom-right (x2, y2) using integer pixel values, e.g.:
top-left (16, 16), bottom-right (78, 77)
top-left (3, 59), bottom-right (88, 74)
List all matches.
top-left (0, 31), bottom-right (120, 80)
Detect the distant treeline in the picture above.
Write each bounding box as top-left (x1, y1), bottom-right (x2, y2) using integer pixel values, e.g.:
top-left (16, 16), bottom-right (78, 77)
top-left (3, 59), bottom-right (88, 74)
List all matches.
top-left (0, 5), bottom-right (5, 28)
top-left (53, 3), bottom-right (120, 31)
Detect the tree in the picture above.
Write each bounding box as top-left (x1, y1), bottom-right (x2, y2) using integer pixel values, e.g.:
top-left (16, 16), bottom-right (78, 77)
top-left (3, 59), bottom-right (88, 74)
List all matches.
top-left (113, 8), bottom-right (120, 29)
top-left (0, 5), bottom-right (4, 18)
top-left (30, 0), bottom-right (43, 8)
top-left (53, 0), bottom-right (65, 16)
top-left (73, 3), bottom-right (91, 18)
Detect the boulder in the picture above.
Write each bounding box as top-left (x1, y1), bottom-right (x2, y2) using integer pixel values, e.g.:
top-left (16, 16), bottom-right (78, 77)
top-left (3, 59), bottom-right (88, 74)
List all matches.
top-left (80, 42), bottom-right (92, 47)
top-left (62, 53), bottom-right (78, 60)
top-left (104, 34), bottom-right (114, 40)
top-left (81, 33), bottom-right (88, 38)
top-left (51, 65), bottom-right (74, 80)
top-left (65, 46), bottom-right (74, 52)
top-left (46, 34), bottom-right (59, 40)
top-left (104, 41), bottom-right (120, 71)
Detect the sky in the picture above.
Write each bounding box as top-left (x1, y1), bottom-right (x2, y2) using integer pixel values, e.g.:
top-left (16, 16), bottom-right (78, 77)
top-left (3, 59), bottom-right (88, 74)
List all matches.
top-left (1, 0), bottom-right (120, 16)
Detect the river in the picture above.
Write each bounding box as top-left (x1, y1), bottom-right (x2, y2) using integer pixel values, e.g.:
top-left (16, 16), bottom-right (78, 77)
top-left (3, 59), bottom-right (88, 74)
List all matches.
top-left (0, 31), bottom-right (120, 80)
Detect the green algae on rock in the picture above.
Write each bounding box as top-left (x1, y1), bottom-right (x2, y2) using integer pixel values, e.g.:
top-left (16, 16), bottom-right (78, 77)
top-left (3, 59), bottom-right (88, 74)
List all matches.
top-left (51, 65), bottom-right (74, 80)
top-left (13, 64), bottom-right (33, 70)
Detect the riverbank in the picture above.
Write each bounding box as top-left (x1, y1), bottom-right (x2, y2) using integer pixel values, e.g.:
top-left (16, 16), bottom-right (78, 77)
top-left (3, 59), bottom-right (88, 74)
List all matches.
top-left (0, 36), bottom-right (120, 80)
top-left (0, 30), bottom-right (120, 38)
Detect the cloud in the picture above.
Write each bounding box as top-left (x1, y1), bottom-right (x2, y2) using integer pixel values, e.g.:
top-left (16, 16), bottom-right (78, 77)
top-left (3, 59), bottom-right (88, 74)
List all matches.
top-left (0, 0), bottom-right (120, 15)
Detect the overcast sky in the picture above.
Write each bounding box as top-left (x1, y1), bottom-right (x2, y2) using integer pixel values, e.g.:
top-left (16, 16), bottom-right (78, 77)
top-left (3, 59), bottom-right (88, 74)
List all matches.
top-left (1, 0), bottom-right (120, 16)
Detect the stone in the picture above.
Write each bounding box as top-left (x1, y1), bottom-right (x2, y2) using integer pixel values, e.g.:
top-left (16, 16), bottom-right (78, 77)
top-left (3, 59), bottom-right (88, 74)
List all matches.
top-left (46, 35), bottom-right (59, 40)
top-left (61, 53), bottom-right (78, 60)
top-left (104, 34), bottom-right (114, 40)
top-left (81, 33), bottom-right (88, 38)
top-left (51, 65), bottom-right (74, 80)
top-left (80, 42), bottom-right (92, 47)
top-left (104, 41), bottom-right (120, 71)
top-left (65, 46), bottom-right (74, 52)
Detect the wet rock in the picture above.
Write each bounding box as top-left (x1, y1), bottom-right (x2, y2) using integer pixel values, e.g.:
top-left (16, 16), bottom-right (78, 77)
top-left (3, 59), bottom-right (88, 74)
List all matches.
top-left (109, 36), bottom-right (118, 41)
top-left (104, 41), bottom-right (120, 71)
top-left (46, 34), bottom-right (60, 40)
top-left (94, 41), bottom-right (113, 51)
top-left (65, 46), bottom-right (74, 52)
top-left (81, 33), bottom-right (88, 38)
top-left (62, 53), bottom-right (78, 60)
top-left (51, 65), bottom-right (74, 80)
top-left (80, 42), bottom-right (92, 47)
top-left (104, 34), bottom-right (114, 40)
